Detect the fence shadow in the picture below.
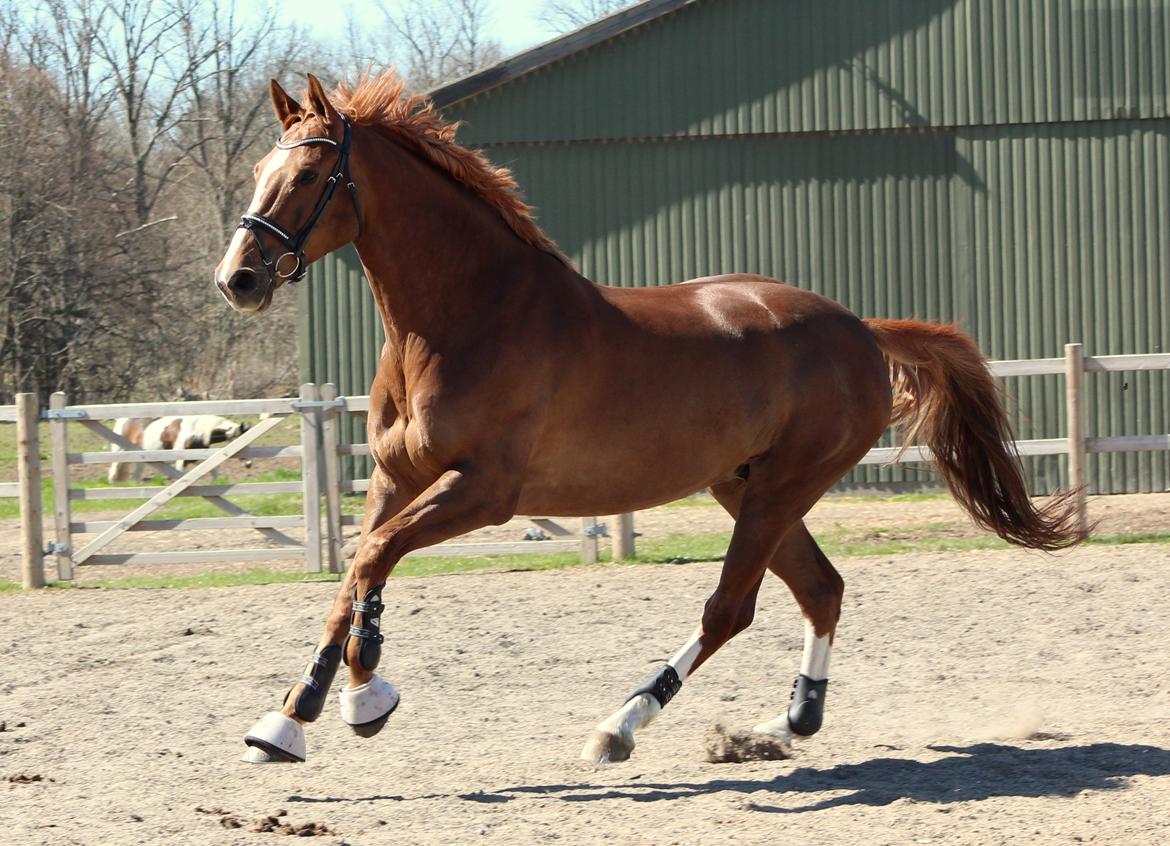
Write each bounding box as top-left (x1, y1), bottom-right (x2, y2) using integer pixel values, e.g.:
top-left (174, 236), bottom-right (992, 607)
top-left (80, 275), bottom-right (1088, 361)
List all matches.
top-left (471, 742), bottom-right (1170, 812)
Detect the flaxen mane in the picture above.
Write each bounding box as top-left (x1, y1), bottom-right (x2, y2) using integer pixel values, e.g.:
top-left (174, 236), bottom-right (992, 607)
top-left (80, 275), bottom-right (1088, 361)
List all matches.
top-left (330, 71), bottom-right (571, 267)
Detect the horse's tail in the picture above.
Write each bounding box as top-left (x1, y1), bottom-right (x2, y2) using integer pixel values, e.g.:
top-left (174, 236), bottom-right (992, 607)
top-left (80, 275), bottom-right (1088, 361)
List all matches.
top-left (864, 318), bottom-right (1084, 551)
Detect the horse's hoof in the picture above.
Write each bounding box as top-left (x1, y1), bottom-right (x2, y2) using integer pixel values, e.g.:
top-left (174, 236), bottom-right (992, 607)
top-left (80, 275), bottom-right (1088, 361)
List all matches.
top-left (751, 716), bottom-right (795, 753)
top-left (339, 674), bottom-right (399, 738)
top-left (242, 711), bottom-right (305, 763)
top-left (580, 728), bottom-right (634, 764)
top-left (240, 745), bottom-right (295, 764)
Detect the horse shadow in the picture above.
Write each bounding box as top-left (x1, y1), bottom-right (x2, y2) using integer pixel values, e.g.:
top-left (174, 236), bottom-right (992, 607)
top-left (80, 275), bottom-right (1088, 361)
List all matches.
top-left (470, 742), bottom-right (1170, 813)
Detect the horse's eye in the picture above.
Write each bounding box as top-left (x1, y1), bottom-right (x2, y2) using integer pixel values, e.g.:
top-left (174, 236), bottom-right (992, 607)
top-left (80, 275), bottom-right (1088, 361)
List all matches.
top-left (299, 170), bottom-right (318, 185)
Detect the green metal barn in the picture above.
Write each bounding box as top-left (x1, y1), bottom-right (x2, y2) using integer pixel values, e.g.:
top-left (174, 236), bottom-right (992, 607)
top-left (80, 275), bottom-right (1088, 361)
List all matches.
top-left (300, 0), bottom-right (1170, 492)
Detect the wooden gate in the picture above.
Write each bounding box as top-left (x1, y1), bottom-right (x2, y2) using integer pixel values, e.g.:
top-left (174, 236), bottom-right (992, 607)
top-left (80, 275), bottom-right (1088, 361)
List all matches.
top-left (43, 385), bottom-right (332, 579)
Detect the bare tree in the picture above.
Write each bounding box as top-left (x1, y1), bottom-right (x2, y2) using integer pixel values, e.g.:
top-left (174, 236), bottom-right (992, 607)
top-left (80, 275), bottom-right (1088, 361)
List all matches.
top-left (179, 0), bottom-right (303, 235)
top-left (379, 0), bottom-right (502, 91)
top-left (95, 0), bottom-right (220, 227)
top-left (540, 0), bottom-right (635, 34)
top-left (0, 4), bottom-right (162, 401)
top-left (159, 1), bottom-right (318, 399)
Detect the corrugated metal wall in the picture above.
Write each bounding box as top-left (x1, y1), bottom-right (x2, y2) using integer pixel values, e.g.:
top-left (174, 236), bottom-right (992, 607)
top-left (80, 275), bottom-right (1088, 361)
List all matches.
top-left (302, 0), bottom-right (1170, 492)
top-left (453, 0), bottom-right (1169, 142)
top-left (298, 246), bottom-right (384, 479)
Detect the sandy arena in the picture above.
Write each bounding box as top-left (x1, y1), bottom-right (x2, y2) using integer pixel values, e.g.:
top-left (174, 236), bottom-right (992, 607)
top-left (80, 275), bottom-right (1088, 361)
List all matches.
top-left (3, 498), bottom-right (1170, 845)
top-left (2, 496), bottom-right (1170, 846)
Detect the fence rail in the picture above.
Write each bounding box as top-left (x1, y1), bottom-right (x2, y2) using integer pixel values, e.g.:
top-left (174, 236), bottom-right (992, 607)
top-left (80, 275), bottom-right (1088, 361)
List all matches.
top-left (4, 344), bottom-right (1169, 588)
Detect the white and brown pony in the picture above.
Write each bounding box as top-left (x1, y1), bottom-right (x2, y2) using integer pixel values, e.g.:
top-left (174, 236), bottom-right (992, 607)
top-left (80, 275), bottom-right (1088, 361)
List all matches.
top-left (107, 415), bottom-right (250, 483)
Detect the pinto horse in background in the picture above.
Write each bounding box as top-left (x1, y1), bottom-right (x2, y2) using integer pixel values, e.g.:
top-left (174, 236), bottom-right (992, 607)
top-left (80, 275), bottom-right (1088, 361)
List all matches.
top-left (215, 71), bottom-right (1082, 766)
top-left (107, 415), bottom-right (250, 483)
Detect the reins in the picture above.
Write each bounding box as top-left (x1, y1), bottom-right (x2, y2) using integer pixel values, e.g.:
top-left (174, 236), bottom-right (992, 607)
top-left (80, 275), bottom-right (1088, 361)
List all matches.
top-left (237, 116), bottom-right (364, 283)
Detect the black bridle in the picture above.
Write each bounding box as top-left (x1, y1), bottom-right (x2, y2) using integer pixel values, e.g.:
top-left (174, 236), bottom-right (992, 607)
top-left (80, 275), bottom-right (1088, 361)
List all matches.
top-left (237, 116), bottom-right (363, 283)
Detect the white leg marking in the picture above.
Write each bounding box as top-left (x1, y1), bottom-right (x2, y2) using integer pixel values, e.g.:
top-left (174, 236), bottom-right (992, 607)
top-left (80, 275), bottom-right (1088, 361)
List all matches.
top-left (597, 693), bottom-right (661, 741)
top-left (752, 713), bottom-right (796, 745)
top-left (753, 622), bottom-right (831, 741)
top-left (668, 627), bottom-right (703, 681)
top-left (800, 622), bottom-right (831, 681)
top-left (107, 418), bottom-right (126, 484)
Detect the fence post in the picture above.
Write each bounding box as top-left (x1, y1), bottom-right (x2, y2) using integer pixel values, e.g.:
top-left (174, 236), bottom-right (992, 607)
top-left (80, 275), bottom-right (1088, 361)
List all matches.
top-left (580, 516), bottom-right (599, 564)
top-left (613, 512), bottom-right (635, 560)
top-left (1065, 343), bottom-right (1090, 537)
top-left (299, 383), bottom-right (324, 573)
top-left (320, 383), bottom-right (344, 574)
top-left (17, 393), bottom-right (45, 589)
top-left (48, 392), bottom-right (73, 580)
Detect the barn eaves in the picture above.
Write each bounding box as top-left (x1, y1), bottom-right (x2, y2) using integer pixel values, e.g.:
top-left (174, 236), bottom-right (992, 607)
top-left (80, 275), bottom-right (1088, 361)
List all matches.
top-left (428, 0), bottom-right (700, 108)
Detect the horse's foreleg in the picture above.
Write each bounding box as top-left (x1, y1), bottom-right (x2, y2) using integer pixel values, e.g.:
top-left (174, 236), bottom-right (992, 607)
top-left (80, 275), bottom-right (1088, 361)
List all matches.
top-left (241, 471), bottom-right (411, 764)
top-left (751, 522), bottom-right (842, 747)
top-left (337, 468), bottom-right (514, 726)
top-left (242, 466), bottom-right (513, 762)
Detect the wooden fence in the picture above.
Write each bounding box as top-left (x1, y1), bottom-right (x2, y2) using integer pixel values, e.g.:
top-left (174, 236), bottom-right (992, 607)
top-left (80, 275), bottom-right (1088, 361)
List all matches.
top-left (6, 344), bottom-right (1170, 588)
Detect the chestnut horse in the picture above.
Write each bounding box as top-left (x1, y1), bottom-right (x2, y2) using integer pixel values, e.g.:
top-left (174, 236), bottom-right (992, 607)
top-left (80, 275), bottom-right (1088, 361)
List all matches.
top-left (215, 72), bottom-right (1080, 765)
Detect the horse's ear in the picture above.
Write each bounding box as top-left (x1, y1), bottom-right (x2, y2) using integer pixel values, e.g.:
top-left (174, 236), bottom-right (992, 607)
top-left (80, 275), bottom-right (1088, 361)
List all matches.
top-left (305, 73), bottom-right (341, 126)
top-left (269, 79), bottom-right (302, 128)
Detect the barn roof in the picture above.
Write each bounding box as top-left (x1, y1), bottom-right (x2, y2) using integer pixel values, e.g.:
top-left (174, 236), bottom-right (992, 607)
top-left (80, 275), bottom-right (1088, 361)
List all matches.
top-left (428, 0), bottom-right (698, 108)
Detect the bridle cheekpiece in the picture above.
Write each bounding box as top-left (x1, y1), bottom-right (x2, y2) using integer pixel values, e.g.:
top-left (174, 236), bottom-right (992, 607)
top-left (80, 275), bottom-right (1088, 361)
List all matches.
top-left (237, 116), bottom-right (362, 283)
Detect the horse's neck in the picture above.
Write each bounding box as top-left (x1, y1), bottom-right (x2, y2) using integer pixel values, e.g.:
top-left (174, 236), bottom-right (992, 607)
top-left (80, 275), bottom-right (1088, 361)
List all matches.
top-left (351, 142), bottom-right (572, 349)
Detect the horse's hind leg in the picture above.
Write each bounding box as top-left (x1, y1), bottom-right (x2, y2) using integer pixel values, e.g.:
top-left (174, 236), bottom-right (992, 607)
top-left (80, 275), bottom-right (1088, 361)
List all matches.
top-left (751, 522), bottom-right (843, 747)
top-left (581, 478), bottom-right (802, 764)
top-left (707, 483), bottom-right (843, 748)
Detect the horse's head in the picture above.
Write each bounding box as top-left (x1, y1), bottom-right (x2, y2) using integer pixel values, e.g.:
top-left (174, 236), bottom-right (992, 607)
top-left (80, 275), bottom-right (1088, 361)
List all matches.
top-left (215, 74), bottom-right (362, 313)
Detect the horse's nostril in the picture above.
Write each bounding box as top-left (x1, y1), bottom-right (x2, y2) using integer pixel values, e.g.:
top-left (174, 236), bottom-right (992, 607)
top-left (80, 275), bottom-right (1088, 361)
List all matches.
top-left (228, 268), bottom-right (258, 295)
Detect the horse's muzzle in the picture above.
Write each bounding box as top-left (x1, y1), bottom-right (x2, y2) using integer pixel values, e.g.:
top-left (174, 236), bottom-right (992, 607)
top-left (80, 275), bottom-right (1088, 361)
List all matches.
top-left (217, 267), bottom-right (274, 313)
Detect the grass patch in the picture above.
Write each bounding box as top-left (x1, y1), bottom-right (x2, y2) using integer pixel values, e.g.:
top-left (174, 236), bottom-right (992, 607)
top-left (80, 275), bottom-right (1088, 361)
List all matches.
top-left (656, 495), bottom-right (721, 510)
top-left (0, 568), bottom-right (342, 592)
top-left (0, 467), bottom-right (352, 521)
top-left (5, 527), bottom-right (1170, 594)
top-left (825, 491), bottom-right (949, 504)
top-left (395, 551), bottom-right (587, 577)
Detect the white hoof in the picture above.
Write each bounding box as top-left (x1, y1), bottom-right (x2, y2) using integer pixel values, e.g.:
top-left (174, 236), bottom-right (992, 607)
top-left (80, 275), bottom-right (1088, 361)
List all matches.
top-left (581, 728), bottom-right (635, 764)
top-left (242, 711), bottom-right (305, 763)
top-left (752, 715), bottom-right (795, 753)
top-left (339, 674), bottom-right (400, 738)
top-left (580, 694), bottom-right (660, 764)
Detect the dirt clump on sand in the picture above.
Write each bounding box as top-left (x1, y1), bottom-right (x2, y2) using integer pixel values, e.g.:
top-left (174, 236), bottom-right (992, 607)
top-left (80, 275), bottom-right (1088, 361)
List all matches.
top-left (203, 807), bottom-right (334, 836)
top-left (7, 773), bottom-right (54, 783)
top-left (250, 811), bottom-right (333, 836)
top-left (703, 723), bottom-right (792, 763)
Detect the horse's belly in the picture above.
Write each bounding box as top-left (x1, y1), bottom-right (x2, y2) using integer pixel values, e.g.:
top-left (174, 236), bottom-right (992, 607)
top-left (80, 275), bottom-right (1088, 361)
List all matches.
top-left (514, 416), bottom-right (754, 516)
